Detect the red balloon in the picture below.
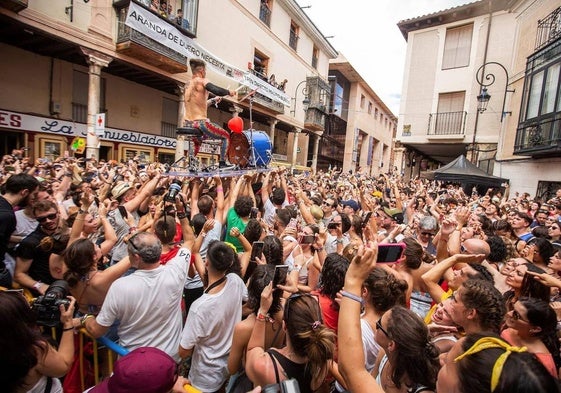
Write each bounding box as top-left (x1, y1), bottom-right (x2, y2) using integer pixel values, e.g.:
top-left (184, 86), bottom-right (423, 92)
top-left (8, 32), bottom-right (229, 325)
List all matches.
top-left (228, 117), bottom-right (243, 133)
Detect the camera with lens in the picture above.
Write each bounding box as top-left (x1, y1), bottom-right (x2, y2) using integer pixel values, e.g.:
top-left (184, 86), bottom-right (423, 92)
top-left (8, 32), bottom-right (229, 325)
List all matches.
top-left (262, 379), bottom-right (300, 393)
top-left (32, 280), bottom-right (71, 327)
top-left (164, 180), bottom-right (182, 202)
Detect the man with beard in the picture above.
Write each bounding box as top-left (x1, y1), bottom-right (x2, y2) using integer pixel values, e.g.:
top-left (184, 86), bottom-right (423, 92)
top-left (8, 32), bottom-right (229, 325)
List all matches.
top-left (0, 173), bottom-right (39, 288)
top-left (14, 200), bottom-right (61, 295)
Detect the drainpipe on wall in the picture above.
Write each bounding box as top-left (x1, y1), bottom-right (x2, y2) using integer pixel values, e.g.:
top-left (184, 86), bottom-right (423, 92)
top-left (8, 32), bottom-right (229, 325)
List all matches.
top-left (471, 0), bottom-right (493, 164)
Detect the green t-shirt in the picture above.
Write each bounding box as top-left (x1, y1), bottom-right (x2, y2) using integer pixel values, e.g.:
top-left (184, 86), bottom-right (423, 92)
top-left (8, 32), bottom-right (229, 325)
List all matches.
top-left (224, 207), bottom-right (247, 253)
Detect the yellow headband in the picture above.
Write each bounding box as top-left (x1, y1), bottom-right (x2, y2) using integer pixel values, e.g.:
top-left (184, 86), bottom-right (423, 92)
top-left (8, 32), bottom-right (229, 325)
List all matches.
top-left (454, 337), bottom-right (527, 392)
top-left (224, 242), bottom-right (237, 253)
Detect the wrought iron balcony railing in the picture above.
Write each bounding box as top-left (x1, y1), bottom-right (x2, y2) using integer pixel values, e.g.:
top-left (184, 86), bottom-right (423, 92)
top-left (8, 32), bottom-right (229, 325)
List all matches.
top-left (535, 6), bottom-right (561, 51)
top-left (114, 2), bottom-right (188, 73)
top-left (238, 86), bottom-right (285, 113)
top-left (289, 31), bottom-right (299, 50)
top-left (427, 111), bottom-right (467, 136)
top-left (514, 115), bottom-right (561, 157)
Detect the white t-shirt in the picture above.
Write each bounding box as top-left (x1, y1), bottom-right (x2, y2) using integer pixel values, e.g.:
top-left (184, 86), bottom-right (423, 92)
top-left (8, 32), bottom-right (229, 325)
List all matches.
top-left (263, 198), bottom-right (288, 227)
top-left (325, 232), bottom-right (350, 254)
top-left (14, 209), bottom-right (38, 238)
top-left (96, 247), bottom-right (190, 361)
top-left (180, 273), bottom-right (248, 392)
top-left (26, 375), bottom-right (62, 393)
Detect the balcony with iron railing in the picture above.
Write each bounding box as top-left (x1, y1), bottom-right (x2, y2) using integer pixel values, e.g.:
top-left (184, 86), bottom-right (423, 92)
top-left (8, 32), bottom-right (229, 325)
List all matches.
top-left (514, 114), bottom-right (561, 157)
top-left (535, 6), bottom-right (561, 51)
top-left (113, 1), bottom-right (188, 73)
top-left (289, 31), bottom-right (299, 51)
top-left (259, 2), bottom-right (271, 26)
top-left (161, 121), bottom-right (177, 138)
top-left (303, 76), bottom-right (331, 132)
top-left (427, 111), bottom-right (467, 136)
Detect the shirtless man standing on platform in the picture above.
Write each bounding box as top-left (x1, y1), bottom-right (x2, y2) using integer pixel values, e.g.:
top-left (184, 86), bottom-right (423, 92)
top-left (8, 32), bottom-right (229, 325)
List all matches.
top-left (182, 59), bottom-right (236, 168)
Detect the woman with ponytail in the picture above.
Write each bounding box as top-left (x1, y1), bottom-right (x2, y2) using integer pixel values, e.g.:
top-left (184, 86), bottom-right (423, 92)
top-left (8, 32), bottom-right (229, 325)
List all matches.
top-left (245, 283), bottom-right (336, 392)
top-left (63, 238), bottom-right (131, 315)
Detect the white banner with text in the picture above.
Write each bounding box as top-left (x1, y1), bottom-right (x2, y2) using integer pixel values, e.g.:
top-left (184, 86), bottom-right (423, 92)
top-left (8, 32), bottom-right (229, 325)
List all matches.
top-left (125, 2), bottom-right (291, 106)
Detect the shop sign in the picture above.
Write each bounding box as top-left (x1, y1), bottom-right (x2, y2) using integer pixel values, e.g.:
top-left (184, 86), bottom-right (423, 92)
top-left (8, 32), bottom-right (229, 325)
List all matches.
top-left (0, 109), bottom-right (177, 149)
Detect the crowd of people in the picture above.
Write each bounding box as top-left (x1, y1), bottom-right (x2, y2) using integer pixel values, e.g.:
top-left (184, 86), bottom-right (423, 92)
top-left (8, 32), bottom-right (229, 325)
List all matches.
top-left (1, 149), bottom-right (561, 393)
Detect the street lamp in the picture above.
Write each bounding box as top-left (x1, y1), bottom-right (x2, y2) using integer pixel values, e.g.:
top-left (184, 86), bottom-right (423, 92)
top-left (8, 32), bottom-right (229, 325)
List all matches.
top-left (290, 80), bottom-right (309, 116)
top-left (476, 87), bottom-right (491, 113)
top-left (475, 61), bottom-right (515, 121)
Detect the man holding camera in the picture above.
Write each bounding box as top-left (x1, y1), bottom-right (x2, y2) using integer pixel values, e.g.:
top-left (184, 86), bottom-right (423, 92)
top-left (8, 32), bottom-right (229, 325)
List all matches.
top-left (0, 173), bottom-right (40, 288)
top-left (76, 230), bottom-right (189, 361)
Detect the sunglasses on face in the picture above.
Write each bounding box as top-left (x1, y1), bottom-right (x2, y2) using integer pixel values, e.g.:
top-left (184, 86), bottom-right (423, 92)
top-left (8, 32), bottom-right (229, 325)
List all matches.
top-left (376, 317), bottom-right (390, 338)
top-left (36, 213), bottom-right (58, 223)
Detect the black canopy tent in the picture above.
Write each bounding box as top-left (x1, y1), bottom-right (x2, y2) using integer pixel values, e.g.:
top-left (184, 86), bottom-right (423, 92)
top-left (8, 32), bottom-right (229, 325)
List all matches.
top-left (422, 155), bottom-right (509, 193)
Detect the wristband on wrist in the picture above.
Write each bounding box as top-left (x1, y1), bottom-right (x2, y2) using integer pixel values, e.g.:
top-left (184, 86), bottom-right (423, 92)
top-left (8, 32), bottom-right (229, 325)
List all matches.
top-left (177, 212), bottom-right (187, 220)
top-left (256, 311), bottom-right (272, 322)
top-left (341, 290), bottom-right (364, 306)
top-left (129, 227), bottom-right (137, 234)
top-left (62, 326), bottom-right (75, 332)
top-left (216, 187), bottom-right (223, 192)
top-left (200, 232), bottom-right (207, 238)
top-left (32, 281), bottom-right (42, 291)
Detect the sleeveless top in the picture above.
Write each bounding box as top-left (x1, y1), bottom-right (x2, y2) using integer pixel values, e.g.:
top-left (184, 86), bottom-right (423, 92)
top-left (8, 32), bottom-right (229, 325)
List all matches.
top-left (376, 354), bottom-right (432, 393)
top-left (268, 349), bottom-right (313, 393)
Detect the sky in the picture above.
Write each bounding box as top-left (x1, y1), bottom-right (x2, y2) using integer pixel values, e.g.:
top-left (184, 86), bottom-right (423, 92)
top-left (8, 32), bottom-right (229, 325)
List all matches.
top-left (295, 0), bottom-right (470, 116)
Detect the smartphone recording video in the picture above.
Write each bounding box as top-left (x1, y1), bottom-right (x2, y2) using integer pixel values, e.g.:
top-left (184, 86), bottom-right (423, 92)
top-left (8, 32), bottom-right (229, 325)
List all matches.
top-left (377, 243), bottom-right (405, 263)
top-left (362, 211), bottom-right (373, 228)
top-left (273, 265), bottom-right (289, 287)
top-left (250, 241), bottom-right (264, 263)
top-left (327, 222), bottom-right (340, 230)
top-left (299, 234), bottom-right (315, 244)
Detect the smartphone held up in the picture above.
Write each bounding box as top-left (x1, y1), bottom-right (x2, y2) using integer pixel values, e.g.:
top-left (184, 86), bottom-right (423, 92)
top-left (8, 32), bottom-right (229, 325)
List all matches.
top-left (376, 243), bottom-right (405, 263)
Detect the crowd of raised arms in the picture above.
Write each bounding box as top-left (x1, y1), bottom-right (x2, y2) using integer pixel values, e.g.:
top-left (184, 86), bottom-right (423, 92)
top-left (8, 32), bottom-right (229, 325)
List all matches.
top-left (1, 149), bottom-right (561, 393)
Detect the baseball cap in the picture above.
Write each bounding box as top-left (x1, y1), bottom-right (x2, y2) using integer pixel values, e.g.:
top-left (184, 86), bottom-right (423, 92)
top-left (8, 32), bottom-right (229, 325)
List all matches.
top-left (111, 182), bottom-right (132, 199)
top-left (342, 200), bottom-right (360, 212)
top-left (383, 207), bottom-right (404, 224)
top-left (90, 347), bottom-right (176, 393)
